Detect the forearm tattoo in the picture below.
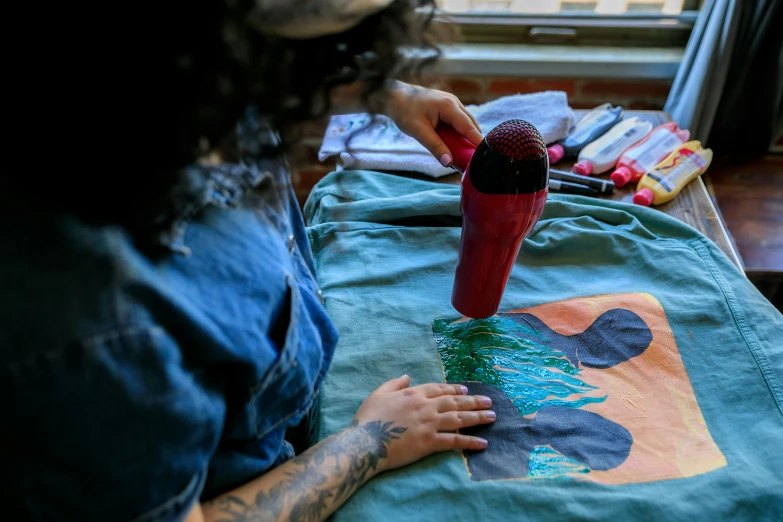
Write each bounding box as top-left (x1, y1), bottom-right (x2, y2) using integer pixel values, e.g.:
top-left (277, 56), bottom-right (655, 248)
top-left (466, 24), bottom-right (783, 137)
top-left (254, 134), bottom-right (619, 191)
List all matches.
top-left (207, 420), bottom-right (406, 522)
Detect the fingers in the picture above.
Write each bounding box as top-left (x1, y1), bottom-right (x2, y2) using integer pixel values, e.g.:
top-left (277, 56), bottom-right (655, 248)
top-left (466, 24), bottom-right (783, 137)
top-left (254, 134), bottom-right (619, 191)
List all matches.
top-left (413, 123), bottom-right (455, 167)
top-left (374, 374), bottom-right (411, 393)
top-left (435, 394), bottom-right (492, 412)
top-left (413, 95), bottom-right (483, 167)
top-left (418, 383), bottom-right (470, 398)
top-left (434, 433), bottom-right (489, 451)
top-left (458, 101), bottom-right (482, 141)
top-left (438, 100), bottom-right (483, 146)
top-left (437, 410), bottom-right (496, 431)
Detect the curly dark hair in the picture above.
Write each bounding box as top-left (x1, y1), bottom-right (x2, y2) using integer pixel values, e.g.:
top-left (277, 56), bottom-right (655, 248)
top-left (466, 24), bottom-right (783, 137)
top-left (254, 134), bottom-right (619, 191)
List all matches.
top-left (5, 0), bottom-right (440, 253)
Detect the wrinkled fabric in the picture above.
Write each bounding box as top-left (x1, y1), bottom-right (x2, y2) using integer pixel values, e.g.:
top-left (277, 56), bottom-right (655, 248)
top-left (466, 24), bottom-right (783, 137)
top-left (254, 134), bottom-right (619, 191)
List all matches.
top-left (1, 113), bottom-right (338, 522)
top-left (305, 170), bottom-right (783, 522)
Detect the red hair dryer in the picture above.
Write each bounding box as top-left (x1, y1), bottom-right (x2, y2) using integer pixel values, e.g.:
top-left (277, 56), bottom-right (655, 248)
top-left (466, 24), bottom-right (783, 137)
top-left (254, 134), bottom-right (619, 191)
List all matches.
top-left (436, 120), bottom-right (549, 319)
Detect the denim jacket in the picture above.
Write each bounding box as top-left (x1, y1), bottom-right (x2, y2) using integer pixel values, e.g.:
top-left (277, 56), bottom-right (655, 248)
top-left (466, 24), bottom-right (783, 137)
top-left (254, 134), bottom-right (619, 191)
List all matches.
top-left (1, 113), bottom-right (339, 521)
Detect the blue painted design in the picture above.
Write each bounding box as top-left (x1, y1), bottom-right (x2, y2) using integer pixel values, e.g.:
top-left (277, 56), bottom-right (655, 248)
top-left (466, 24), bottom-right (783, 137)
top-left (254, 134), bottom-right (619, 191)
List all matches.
top-left (458, 383), bottom-right (633, 481)
top-left (433, 308), bottom-right (652, 481)
top-left (433, 315), bottom-right (606, 416)
top-left (527, 446), bottom-right (591, 479)
top-left (507, 309), bottom-right (653, 369)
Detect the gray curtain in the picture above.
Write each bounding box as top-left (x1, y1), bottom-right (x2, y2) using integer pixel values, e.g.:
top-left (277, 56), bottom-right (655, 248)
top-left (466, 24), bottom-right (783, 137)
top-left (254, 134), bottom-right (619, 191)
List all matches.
top-left (664, 0), bottom-right (782, 155)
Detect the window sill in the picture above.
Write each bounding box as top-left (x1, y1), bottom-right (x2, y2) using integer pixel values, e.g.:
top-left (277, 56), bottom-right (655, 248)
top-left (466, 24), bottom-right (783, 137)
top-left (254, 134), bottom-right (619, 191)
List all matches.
top-left (435, 43), bottom-right (683, 80)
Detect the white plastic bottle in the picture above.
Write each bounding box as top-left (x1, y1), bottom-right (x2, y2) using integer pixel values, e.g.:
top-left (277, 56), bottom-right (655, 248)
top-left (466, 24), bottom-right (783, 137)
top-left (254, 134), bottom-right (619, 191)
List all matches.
top-left (573, 117), bottom-right (654, 176)
top-left (610, 122), bottom-right (690, 187)
top-left (547, 103), bottom-right (624, 163)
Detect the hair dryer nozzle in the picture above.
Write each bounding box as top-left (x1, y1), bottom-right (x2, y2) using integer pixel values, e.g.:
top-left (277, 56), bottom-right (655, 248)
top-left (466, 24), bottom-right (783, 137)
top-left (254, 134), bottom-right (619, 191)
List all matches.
top-left (485, 119), bottom-right (547, 160)
top-left (469, 120), bottom-right (549, 195)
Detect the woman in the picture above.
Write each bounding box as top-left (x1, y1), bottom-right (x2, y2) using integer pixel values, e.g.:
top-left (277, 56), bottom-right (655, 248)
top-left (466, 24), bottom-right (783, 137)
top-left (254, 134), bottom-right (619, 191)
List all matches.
top-left (2, 1), bottom-right (495, 521)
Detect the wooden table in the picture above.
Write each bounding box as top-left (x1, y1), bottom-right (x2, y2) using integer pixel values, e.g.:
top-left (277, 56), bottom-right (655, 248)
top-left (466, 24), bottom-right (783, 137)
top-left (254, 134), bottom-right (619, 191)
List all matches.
top-left (423, 110), bottom-right (743, 269)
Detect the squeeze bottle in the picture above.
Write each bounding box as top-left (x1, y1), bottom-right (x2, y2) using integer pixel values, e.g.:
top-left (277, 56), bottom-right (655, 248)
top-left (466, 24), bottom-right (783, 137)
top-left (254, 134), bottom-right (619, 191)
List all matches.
top-left (436, 120), bottom-right (549, 319)
top-left (572, 117), bottom-right (653, 176)
top-left (632, 141), bottom-right (713, 206)
top-left (547, 103), bottom-right (624, 164)
top-left (610, 122), bottom-right (690, 187)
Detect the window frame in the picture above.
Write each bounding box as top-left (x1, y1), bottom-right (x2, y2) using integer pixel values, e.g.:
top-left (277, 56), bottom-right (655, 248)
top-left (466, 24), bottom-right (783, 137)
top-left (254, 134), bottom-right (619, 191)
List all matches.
top-left (430, 1), bottom-right (701, 48)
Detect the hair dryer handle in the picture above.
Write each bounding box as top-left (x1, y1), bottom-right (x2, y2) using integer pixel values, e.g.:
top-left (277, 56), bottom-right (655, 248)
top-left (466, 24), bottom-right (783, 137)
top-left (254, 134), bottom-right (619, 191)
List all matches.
top-left (435, 122), bottom-right (478, 173)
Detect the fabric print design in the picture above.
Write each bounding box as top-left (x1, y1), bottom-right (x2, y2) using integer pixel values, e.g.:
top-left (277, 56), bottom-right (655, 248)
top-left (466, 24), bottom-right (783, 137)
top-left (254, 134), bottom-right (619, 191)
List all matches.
top-left (431, 293), bottom-right (726, 485)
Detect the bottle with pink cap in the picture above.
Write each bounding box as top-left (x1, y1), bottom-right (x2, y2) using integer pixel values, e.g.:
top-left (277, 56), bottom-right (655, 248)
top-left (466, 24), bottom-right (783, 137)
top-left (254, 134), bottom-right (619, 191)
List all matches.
top-left (547, 103), bottom-right (623, 164)
top-left (572, 117), bottom-right (653, 176)
top-left (610, 122), bottom-right (690, 187)
top-left (632, 141), bottom-right (713, 207)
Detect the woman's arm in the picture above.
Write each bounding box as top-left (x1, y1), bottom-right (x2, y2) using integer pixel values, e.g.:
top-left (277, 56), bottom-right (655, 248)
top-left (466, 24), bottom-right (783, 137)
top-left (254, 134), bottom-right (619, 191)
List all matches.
top-left (194, 421), bottom-right (401, 522)
top-left (191, 375), bottom-right (495, 522)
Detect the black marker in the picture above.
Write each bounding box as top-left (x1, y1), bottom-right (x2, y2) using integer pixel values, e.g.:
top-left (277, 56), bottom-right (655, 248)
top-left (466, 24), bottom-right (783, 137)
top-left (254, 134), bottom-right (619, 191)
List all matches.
top-left (549, 179), bottom-right (599, 196)
top-left (550, 169), bottom-right (614, 194)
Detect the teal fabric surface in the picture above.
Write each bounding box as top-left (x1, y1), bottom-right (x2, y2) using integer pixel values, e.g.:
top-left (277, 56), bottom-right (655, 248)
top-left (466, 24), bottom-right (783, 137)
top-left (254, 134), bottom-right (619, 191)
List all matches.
top-left (305, 171), bottom-right (783, 521)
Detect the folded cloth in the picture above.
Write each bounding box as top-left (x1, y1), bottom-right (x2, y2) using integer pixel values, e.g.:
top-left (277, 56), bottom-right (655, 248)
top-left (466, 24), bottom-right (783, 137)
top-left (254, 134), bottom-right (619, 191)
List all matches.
top-left (318, 91), bottom-right (576, 177)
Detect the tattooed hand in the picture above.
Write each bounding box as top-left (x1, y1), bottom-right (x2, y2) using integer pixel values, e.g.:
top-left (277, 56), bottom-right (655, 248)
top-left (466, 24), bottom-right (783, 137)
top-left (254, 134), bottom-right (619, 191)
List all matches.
top-left (384, 82), bottom-right (483, 167)
top-left (353, 374), bottom-right (495, 473)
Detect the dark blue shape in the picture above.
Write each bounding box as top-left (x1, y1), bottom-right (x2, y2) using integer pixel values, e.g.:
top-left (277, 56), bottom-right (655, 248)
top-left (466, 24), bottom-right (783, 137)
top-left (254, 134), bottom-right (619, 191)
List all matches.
top-left (459, 382), bottom-right (633, 481)
top-left (506, 308), bottom-right (653, 369)
top-left (460, 382), bottom-right (533, 479)
top-left (531, 406), bottom-right (632, 471)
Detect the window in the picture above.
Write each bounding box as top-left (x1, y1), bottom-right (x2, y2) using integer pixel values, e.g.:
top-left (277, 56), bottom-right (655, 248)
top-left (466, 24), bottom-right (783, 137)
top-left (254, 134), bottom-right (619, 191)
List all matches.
top-left (434, 0), bottom-right (701, 47)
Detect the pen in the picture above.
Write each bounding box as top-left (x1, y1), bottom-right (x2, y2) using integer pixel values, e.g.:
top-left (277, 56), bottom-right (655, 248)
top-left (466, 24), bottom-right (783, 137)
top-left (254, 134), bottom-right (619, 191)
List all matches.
top-left (549, 179), bottom-right (600, 196)
top-left (550, 169), bottom-right (614, 194)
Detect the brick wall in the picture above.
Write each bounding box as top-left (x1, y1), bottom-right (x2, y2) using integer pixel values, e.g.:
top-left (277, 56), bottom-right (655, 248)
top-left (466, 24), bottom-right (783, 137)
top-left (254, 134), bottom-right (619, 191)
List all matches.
top-left (290, 76), bottom-right (673, 208)
top-left (433, 77), bottom-right (672, 109)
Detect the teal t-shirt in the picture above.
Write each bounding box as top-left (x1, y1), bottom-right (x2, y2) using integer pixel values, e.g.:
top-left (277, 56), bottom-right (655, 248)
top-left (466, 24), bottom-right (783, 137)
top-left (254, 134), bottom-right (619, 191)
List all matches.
top-left (305, 171), bottom-right (783, 521)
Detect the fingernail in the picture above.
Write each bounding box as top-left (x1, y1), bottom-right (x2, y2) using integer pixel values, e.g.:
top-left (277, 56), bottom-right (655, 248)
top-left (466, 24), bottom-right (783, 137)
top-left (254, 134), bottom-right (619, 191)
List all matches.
top-left (401, 374), bottom-right (409, 379)
top-left (481, 396), bottom-right (492, 406)
top-left (439, 154), bottom-right (452, 167)
top-left (477, 438), bottom-right (488, 448)
top-left (459, 385), bottom-right (469, 395)
top-left (486, 411), bottom-right (496, 420)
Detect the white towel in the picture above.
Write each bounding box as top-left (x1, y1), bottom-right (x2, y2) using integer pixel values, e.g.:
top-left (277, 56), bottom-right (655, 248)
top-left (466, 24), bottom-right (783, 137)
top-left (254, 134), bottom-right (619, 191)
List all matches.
top-left (318, 91), bottom-right (576, 177)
